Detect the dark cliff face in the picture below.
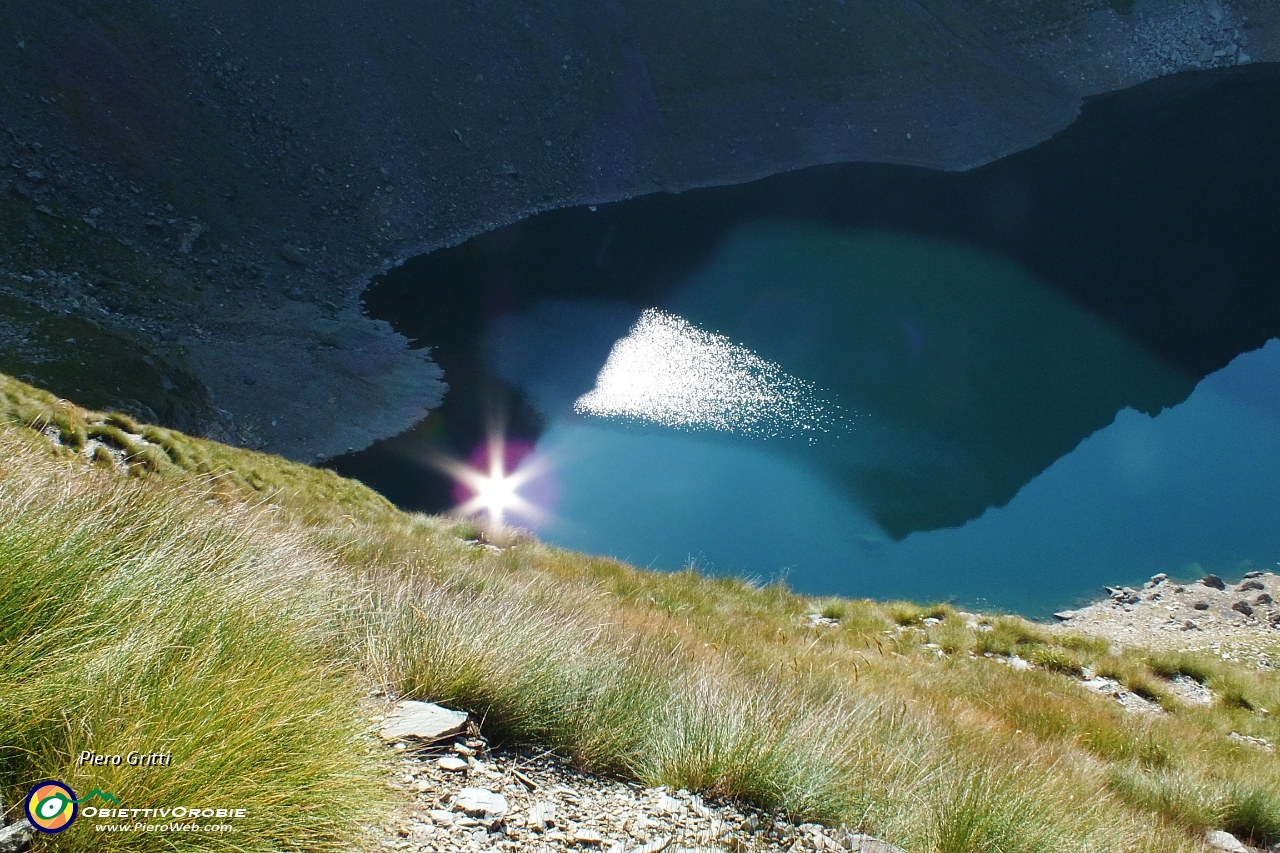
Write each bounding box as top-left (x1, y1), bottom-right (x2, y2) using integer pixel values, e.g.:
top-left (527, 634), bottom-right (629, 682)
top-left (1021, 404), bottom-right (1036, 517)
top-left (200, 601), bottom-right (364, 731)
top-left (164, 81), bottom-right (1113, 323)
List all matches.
top-left (0, 0), bottom-right (1275, 459)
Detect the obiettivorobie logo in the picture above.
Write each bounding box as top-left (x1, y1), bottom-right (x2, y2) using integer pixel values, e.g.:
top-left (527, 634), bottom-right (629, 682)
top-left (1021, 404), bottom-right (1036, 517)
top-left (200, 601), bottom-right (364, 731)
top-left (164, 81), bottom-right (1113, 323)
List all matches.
top-left (23, 782), bottom-right (244, 835)
top-left (23, 782), bottom-right (119, 834)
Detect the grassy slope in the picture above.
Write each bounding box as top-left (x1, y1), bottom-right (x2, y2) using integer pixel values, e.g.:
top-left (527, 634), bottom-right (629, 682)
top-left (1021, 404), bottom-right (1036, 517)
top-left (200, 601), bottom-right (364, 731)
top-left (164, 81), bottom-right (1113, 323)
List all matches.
top-left (1, 371), bottom-right (1278, 852)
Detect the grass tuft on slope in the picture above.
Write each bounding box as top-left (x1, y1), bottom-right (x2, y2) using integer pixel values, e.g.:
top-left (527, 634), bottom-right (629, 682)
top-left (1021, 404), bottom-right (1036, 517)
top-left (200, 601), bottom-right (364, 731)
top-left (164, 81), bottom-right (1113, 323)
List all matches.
top-left (0, 430), bottom-right (369, 850)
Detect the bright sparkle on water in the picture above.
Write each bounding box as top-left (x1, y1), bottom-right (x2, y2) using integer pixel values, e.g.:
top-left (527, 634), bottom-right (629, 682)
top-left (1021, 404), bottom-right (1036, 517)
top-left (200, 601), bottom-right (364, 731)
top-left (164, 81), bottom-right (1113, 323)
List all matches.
top-left (574, 308), bottom-right (838, 438)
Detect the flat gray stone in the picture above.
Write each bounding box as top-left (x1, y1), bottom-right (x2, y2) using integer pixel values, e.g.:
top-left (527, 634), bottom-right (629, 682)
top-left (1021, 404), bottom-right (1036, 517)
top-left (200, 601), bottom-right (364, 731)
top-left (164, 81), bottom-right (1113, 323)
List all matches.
top-left (453, 787), bottom-right (508, 819)
top-left (379, 700), bottom-right (467, 742)
top-left (528, 800), bottom-right (557, 830)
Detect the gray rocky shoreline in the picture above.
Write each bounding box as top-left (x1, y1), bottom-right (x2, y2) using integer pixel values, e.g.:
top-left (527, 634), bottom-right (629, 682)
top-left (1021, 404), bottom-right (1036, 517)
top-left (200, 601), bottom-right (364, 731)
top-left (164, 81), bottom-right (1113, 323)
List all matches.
top-left (1051, 569), bottom-right (1280, 667)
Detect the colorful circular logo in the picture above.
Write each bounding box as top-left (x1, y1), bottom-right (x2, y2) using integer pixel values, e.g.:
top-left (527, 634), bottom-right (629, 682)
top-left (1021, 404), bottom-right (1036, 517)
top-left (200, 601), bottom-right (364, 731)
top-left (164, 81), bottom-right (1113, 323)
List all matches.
top-left (24, 780), bottom-right (78, 833)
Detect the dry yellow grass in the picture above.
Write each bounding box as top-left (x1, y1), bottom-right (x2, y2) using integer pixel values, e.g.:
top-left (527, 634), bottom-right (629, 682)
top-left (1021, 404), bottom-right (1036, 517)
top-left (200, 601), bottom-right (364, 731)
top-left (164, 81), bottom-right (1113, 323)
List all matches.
top-left (2, 370), bottom-right (1278, 852)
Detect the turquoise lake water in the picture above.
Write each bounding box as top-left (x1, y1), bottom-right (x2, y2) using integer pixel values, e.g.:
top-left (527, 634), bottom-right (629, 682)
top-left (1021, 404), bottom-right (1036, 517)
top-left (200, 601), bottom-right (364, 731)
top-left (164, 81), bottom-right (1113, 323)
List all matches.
top-left (483, 226), bottom-right (1280, 615)
top-left (333, 67), bottom-right (1280, 616)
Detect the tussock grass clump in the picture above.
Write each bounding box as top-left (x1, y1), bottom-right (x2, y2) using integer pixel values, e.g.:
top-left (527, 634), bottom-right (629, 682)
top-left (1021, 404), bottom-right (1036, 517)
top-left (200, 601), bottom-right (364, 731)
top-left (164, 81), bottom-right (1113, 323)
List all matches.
top-left (974, 616), bottom-right (1051, 656)
top-left (1095, 657), bottom-right (1170, 704)
top-left (0, 434), bottom-right (370, 851)
top-left (1148, 650), bottom-right (1223, 684)
top-left (885, 600), bottom-right (954, 626)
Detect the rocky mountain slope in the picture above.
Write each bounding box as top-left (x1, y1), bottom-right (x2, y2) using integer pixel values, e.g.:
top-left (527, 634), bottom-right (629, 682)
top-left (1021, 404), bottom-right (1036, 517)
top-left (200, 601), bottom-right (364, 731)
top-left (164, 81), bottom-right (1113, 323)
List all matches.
top-left (0, 0), bottom-right (1277, 460)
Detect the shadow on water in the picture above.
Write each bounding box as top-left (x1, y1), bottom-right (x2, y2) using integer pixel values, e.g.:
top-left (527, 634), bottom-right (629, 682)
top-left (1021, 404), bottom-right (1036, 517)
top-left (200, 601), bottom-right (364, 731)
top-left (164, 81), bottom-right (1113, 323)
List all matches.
top-left (328, 65), bottom-right (1280, 611)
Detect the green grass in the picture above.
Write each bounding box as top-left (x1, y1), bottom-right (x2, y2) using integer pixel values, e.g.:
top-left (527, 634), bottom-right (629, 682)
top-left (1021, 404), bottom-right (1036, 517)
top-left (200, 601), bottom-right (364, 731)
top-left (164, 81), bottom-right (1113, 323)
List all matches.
top-left (2, 370), bottom-right (1279, 852)
top-left (0, 431), bottom-right (369, 851)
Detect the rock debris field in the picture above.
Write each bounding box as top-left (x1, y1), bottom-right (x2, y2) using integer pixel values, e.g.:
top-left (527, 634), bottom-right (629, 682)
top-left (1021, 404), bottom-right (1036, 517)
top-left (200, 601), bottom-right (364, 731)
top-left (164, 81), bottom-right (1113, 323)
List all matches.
top-left (367, 700), bottom-right (903, 853)
top-left (1052, 570), bottom-right (1280, 667)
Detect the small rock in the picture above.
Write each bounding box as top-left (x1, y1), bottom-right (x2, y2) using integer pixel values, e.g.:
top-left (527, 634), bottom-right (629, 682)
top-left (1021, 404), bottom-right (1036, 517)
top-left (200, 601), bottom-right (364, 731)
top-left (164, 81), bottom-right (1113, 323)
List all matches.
top-left (528, 801), bottom-right (556, 831)
top-left (1243, 570), bottom-right (1265, 579)
top-left (655, 794), bottom-right (684, 815)
top-left (1201, 574), bottom-right (1226, 590)
top-left (453, 787), bottom-right (508, 819)
top-left (1239, 579), bottom-right (1265, 592)
top-left (632, 837), bottom-right (672, 853)
top-left (279, 244), bottom-right (310, 266)
top-left (379, 700), bottom-right (468, 742)
top-left (572, 827), bottom-right (605, 845)
top-left (1182, 620), bottom-right (1198, 631)
top-left (1232, 600), bottom-right (1254, 617)
top-left (427, 809), bottom-right (455, 825)
top-left (1193, 601), bottom-right (1210, 611)
top-left (1149, 572), bottom-right (1168, 585)
top-left (1052, 611), bottom-right (1076, 621)
top-left (179, 223), bottom-right (206, 254)
top-left (1205, 829), bottom-right (1247, 852)
top-left (844, 834), bottom-right (910, 853)
top-left (1257, 593), bottom-right (1273, 605)
top-left (437, 756), bottom-right (468, 772)
top-left (25, 169), bottom-right (44, 182)
top-left (0, 818), bottom-right (34, 853)
top-left (1227, 732), bottom-right (1275, 752)
top-left (1006, 655), bottom-right (1032, 671)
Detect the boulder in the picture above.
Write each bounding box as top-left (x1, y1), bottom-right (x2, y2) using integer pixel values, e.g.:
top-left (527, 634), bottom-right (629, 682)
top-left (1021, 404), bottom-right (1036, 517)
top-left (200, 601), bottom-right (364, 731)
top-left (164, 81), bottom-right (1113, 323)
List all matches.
top-left (1202, 574), bottom-right (1226, 590)
top-left (379, 700), bottom-right (468, 742)
top-left (1232, 600), bottom-right (1255, 617)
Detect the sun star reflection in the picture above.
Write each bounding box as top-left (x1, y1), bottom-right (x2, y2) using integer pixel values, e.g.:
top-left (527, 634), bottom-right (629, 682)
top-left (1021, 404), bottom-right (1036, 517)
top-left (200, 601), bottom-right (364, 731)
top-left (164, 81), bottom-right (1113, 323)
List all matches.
top-left (440, 434), bottom-right (547, 527)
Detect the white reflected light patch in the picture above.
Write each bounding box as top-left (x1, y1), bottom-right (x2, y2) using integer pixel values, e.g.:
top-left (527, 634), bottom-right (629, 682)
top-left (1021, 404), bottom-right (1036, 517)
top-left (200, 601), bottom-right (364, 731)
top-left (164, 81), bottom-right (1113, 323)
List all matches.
top-left (573, 309), bottom-right (838, 437)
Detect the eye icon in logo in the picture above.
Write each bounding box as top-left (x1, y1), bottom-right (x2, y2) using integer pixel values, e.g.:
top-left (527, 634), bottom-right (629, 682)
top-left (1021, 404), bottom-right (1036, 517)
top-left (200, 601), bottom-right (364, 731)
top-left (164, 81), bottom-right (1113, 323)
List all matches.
top-left (24, 780), bottom-right (78, 833)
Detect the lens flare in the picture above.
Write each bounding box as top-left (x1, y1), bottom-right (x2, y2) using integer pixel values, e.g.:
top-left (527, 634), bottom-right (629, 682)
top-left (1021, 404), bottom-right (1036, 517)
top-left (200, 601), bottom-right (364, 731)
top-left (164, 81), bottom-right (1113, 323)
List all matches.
top-left (439, 433), bottom-right (547, 527)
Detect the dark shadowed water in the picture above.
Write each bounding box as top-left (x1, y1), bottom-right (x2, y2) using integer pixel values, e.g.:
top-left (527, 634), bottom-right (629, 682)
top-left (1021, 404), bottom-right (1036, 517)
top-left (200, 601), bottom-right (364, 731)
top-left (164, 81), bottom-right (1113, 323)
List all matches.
top-left (329, 65), bottom-right (1280, 616)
